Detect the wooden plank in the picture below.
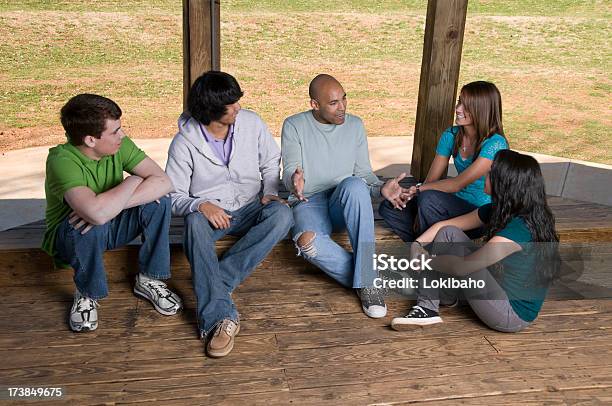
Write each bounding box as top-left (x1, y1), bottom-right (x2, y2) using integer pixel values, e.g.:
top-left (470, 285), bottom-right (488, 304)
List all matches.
top-left (116, 369), bottom-right (287, 404)
top-left (276, 323), bottom-right (485, 352)
top-left (3, 369), bottom-right (288, 405)
top-left (486, 329), bottom-right (612, 354)
top-left (182, 0), bottom-right (190, 110)
top-left (183, 0), bottom-right (221, 107)
top-left (284, 346), bottom-right (612, 391)
top-left (0, 274), bottom-right (610, 404)
top-left (277, 336), bottom-right (497, 369)
top-left (0, 327), bottom-right (278, 372)
top-left (559, 279), bottom-right (612, 299)
top-left (270, 365), bottom-right (612, 405)
top-left (0, 297), bottom-right (138, 334)
top-left (411, 0), bottom-right (468, 181)
top-left (135, 300), bottom-right (334, 331)
top-left (539, 298), bottom-right (612, 315)
top-left (0, 338), bottom-right (132, 371)
top-left (9, 291), bottom-right (608, 351)
top-left (411, 388), bottom-right (612, 405)
top-left (7, 344), bottom-right (611, 404)
top-left (130, 387), bottom-right (612, 406)
top-left (1, 354), bottom-right (284, 394)
top-left (275, 313), bottom-right (612, 353)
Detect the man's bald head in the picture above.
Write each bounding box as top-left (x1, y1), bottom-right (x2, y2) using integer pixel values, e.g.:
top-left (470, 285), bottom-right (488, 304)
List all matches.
top-left (308, 74), bottom-right (341, 101)
top-left (308, 74), bottom-right (347, 125)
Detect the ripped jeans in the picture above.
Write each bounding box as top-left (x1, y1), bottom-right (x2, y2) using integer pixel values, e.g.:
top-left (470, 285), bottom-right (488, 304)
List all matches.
top-left (290, 176), bottom-right (377, 288)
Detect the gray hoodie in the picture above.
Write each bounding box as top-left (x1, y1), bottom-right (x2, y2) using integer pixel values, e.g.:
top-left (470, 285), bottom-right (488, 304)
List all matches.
top-left (166, 109), bottom-right (280, 216)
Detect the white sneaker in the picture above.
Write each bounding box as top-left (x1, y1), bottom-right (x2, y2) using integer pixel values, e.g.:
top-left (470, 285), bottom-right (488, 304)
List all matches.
top-left (133, 274), bottom-right (182, 316)
top-left (69, 290), bottom-right (99, 332)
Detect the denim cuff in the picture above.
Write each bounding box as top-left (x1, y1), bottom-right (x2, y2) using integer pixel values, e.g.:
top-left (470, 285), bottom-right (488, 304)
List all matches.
top-left (140, 271), bottom-right (171, 280)
top-left (200, 312), bottom-right (240, 339)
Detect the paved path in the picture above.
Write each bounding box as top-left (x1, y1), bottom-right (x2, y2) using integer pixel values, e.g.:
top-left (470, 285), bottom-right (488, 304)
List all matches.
top-left (1, 136), bottom-right (610, 231)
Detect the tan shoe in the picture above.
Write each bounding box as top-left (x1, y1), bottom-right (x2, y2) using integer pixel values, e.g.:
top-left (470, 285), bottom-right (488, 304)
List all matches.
top-left (206, 319), bottom-right (240, 358)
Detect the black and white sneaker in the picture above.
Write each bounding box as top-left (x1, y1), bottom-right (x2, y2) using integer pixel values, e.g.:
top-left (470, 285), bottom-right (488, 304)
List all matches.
top-left (69, 290), bottom-right (99, 332)
top-left (357, 287), bottom-right (387, 318)
top-left (391, 305), bottom-right (442, 330)
top-left (134, 274), bottom-right (182, 316)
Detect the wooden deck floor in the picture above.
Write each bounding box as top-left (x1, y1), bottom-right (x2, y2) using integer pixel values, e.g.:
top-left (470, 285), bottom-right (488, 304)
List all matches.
top-left (1, 195), bottom-right (612, 404)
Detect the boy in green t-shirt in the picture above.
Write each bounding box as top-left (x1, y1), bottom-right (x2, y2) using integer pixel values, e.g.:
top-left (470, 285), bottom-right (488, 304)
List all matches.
top-left (43, 94), bottom-right (182, 332)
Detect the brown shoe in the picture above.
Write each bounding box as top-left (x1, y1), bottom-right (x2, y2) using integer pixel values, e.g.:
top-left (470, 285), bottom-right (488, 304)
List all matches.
top-left (206, 319), bottom-right (240, 358)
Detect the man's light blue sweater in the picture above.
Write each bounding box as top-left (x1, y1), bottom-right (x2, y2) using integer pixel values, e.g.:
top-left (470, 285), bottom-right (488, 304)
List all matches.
top-left (281, 111), bottom-right (383, 199)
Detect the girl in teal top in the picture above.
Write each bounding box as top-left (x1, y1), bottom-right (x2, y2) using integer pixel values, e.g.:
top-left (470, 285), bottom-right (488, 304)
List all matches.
top-left (391, 150), bottom-right (560, 332)
top-left (380, 81), bottom-right (508, 242)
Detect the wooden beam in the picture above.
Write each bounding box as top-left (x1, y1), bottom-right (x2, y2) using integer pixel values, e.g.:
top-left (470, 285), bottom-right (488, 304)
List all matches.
top-left (411, 0), bottom-right (468, 181)
top-left (182, 0), bottom-right (221, 109)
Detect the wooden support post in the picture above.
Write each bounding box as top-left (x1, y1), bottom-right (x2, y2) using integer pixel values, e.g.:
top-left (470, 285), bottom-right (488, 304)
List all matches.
top-left (411, 0), bottom-right (468, 181)
top-left (183, 0), bottom-right (221, 109)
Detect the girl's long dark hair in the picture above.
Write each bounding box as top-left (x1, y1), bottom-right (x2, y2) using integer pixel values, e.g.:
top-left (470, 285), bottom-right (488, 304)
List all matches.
top-left (452, 81), bottom-right (507, 158)
top-left (485, 150), bottom-right (558, 243)
top-left (486, 150), bottom-right (560, 283)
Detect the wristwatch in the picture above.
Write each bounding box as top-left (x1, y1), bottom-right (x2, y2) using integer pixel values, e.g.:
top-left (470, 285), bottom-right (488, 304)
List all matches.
top-left (415, 183), bottom-right (422, 194)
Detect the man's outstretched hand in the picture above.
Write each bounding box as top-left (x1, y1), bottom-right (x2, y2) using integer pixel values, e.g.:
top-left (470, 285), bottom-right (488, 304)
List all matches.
top-left (381, 172), bottom-right (415, 210)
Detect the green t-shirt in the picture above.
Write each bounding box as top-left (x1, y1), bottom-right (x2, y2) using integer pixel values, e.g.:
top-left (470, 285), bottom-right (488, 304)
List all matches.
top-left (42, 136), bottom-right (146, 262)
top-left (478, 204), bottom-right (548, 322)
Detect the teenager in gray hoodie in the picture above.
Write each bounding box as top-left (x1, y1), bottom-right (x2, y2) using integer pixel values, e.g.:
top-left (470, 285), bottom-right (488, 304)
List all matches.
top-left (166, 71), bottom-right (294, 358)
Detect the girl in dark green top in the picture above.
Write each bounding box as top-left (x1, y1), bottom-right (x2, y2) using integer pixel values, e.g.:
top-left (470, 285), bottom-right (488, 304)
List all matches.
top-left (391, 150), bottom-right (559, 332)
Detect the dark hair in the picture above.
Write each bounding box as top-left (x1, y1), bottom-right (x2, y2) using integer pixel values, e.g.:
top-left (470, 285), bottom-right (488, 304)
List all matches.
top-left (486, 150), bottom-right (558, 243)
top-left (486, 150), bottom-right (560, 284)
top-left (60, 94), bottom-right (122, 146)
top-left (187, 71), bottom-right (243, 125)
top-left (452, 81), bottom-right (507, 158)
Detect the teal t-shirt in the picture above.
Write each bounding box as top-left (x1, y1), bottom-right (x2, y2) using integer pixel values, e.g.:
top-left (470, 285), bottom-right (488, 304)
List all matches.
top-left (436, 126), bottom-right (508, 207)
top-left (42, 137), bottom-right (146, 262)
top-left (478, 204), bottom-right (548, 322)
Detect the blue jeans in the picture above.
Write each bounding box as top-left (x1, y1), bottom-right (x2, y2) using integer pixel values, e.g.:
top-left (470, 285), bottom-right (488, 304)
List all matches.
top-left (291, 176), bottom-right (377, 289)
top-left (183, 200), bottom-right (294, 336)
top-left (379, 189), bottom-right (482, 242)
top-left (54, 197), bottom-right (172, 300)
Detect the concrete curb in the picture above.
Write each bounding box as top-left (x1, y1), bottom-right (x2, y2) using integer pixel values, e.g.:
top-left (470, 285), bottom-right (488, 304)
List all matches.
top-left (0, 136), bottom-right (610, 231)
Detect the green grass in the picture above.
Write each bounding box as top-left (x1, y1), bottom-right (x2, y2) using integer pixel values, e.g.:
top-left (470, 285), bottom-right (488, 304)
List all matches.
top-left (0, 0), bottom-right (610, 164)
top-left (2, 0), bottom-right (608, 16)
top-left (0, 0), bottom-right (179, 12)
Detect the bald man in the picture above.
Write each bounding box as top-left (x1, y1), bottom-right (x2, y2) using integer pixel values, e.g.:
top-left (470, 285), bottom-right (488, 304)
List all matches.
top-left (281, 74), bottom-right (410, 318)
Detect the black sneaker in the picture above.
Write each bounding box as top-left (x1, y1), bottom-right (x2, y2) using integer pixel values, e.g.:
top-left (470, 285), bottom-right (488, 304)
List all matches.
top-left (391, 305), bottom-right (442, 330)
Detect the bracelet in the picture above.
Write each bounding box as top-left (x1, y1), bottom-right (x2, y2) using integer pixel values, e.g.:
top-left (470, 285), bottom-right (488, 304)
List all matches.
top-left (415, 183), bottom-right (422, 194)
top-left (415, 240), bottom-right (423, 247)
